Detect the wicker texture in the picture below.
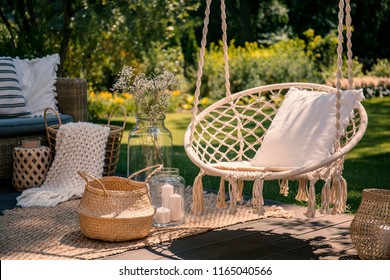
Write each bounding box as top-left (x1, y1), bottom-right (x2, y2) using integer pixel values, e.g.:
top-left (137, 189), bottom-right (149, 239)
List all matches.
top-left (45, 105), bottom-right (126, 176)
top-left (0, 78), bottom-right (87, 180)
top-left (77, 165), bottom-right (162, 242)
top-left (12, 146), bottom-right (51, 191)
top-left (55, 77), bottom-right (88, 122)
top-left (350, 189), bottom-right (390, 260)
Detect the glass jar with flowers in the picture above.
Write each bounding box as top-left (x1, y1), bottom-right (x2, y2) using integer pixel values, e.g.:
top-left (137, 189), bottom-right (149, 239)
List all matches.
top-left (113, 66), bottom-right (179, 181)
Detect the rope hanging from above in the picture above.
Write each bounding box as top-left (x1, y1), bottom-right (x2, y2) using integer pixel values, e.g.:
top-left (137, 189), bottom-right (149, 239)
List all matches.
top-left (184, 0), bottom-right (367, 217)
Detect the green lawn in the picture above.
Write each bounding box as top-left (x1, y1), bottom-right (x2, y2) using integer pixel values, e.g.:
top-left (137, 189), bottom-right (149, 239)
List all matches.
top-left (110, 96), bottom-right (390, 213)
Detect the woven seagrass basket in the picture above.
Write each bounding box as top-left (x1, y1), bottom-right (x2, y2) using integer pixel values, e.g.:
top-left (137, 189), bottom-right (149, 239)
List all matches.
top-left (44, 105), bottom-right (127, 176)
top-left (77, 165), bottom-right (162, 242)
top-left (350, 188), bottom-right (390, 260)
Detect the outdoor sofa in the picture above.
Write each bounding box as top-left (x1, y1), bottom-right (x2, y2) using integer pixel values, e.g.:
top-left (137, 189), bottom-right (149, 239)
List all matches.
top-left (0, 77), bottom-right (87, 180)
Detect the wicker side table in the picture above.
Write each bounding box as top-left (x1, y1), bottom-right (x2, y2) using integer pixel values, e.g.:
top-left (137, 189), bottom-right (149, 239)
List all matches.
top-left (12, 145), bottom-right (51, 191)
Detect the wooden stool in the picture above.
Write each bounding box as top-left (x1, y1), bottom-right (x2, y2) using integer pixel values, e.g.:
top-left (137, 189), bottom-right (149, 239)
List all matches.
top-left (12, 146), bottom-right (51, 191)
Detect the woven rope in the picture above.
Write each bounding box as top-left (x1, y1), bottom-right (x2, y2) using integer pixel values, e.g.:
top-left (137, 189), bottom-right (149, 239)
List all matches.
top-left (189, 83), bottom-right (361, 166)
top-left (189, 0), bottom-right (357, 155)
top-left (221, 0), bottom-right (231, 99)
top-left (345, 0), bottom-right (354, 89)
top-left (184, 1), bottom-right (367, 217)
top-left (190, 0), bottom-right (212, 143)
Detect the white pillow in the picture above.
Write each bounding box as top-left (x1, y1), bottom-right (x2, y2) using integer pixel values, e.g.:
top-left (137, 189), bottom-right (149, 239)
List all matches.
top-left (0, 57), bottom-right (31, 118)
top-left (13, 54), bottom-right (60, 117)
top-left (251, 87), bottom-right (364, 169)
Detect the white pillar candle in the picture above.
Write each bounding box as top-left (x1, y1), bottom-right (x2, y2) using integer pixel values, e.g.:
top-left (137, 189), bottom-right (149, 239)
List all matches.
top-left (154, 207), bottom-right (171, 224)
top-left (169, 193), bottom-right (183, 221)
top-left (161, 183), bottom-right (174, 208)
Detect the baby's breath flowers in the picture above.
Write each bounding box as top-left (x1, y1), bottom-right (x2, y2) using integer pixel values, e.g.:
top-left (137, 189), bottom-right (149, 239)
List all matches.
top-left (113, 66), bottom-right (179, 118)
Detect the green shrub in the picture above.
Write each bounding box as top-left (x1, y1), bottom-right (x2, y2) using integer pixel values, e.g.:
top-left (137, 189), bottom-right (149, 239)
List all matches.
top-left (198, 38), bottom-right (323, 100)
top-left (367, 59), bottom-right (390, 77)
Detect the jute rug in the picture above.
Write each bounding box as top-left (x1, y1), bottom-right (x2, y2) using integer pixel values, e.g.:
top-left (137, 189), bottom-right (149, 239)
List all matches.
top-left (0, 189), bottom-right (293, 260)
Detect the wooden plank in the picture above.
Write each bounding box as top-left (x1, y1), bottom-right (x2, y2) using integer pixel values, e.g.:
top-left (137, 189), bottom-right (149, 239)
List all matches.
top-left (104, 203), bottom-right (356, 260)
top-left (105, 203), bottom-right (309, 260)
top-left (270, 233), bottom-right (357, 260)
top-left (212, 234), bottom-right (318, 260)
top-left (209, 219), bottom-right (354, 260)
top-left (166, 231), bottom-right (286, 260)
top-left (104, 230), bottom-right (263, 260)
top-left (270, 218), bottom-right (354, 259)
top-left (107, 230), bottom-right (286, 260)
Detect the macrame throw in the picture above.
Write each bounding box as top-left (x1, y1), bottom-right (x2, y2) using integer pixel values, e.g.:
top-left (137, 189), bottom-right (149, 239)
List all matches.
top-left (16, 122), bottom-right (110, 207)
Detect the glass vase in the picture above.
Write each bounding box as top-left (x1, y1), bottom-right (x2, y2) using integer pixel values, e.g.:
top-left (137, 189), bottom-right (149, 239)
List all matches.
top-left (149, 168), bottom-right (185, 227)
top-left (127, 115), bottom-right (172, 181)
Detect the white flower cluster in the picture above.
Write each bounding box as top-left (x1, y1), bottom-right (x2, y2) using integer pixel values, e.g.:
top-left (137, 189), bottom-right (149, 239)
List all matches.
top-left (113, 66), bottom-right (179, 118)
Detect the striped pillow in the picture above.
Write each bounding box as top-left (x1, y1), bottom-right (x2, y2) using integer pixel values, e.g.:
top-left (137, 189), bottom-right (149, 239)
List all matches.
top-left (0, 57), bottom-right (31, 118)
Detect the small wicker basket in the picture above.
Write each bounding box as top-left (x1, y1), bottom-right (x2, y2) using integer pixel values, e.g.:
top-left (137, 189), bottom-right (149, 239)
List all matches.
top-left (77, 165), bottom-right (162, 242)
top-left (44, 105), bottom-right (127, 176)
top-left (350, 188), bottom-right (390, 260)
top-left (12, 145), bottom-right (51, 191)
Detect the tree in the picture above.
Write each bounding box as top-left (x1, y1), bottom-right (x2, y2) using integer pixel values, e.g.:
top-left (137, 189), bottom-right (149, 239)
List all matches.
top-left (0, 0), bottom-right (199, 88)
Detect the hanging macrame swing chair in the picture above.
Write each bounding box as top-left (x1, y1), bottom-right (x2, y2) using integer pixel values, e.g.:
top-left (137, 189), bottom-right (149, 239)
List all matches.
top-left (184, 0), bottom-right (368, 218)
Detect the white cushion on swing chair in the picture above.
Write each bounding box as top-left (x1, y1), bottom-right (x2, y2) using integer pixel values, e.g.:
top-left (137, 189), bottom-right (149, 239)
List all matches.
top-left (251, 87), bottom-right (364, 169)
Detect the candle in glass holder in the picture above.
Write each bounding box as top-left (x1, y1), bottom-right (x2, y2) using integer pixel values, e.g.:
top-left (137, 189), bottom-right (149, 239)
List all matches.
top-left (161, 183), bottom-right (174, 208)
top-left (169, 193), bottom-right (183, 221)
top-left (154, 207), bottom-right (171, 224)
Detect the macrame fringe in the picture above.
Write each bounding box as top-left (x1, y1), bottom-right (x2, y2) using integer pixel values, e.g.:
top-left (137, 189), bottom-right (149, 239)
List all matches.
top-left (216, 177), bottom-right (227, 209)
top-left (304, 179), bottom-right (318, 218)
top-left (228, 179), bottom-right (238, 214)
top-left (252, 178), bottom-right (265, 216)
top-left (331, 176), bottom-right (347, 214)
top-left (279, 179), bottom-right (289, 196)
top-left (191, 171), bottom-right (205, 215)
top-left (295, 179), bottom-right (309, 202)
top-left (320, 179), bottom-right (332, 214)
top-left (237, 179), bottom-right (244, 202)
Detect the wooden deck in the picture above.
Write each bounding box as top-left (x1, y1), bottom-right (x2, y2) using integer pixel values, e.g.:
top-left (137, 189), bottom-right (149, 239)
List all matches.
top-left (0, 178), bottom-right (358, 260)
top-left (104, 202), bottom-right (357, 260)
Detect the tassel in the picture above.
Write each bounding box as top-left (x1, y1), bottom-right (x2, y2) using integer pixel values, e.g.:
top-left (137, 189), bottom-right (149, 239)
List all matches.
top-left (304, 179), bottom-right (318, 218)
top-left (228, 179), bottom-right (238, 214)
top-left (330, 177), bottom-right (337, 205)
top-left (191, 171), bottom-right (205, 215)
top-left (331, 177), bottom-right (341, 214)
top-left (252, 178), bottom-right (265, 216)
top-left (237, 179), bottom-right (244, 202)
top-left (320, 179), bottom-right (332, 214)
top-left (331, 176), bottom-right (348, 214)
top-left (279, 179), bottom-right (289, 196)
top-left (340, 176), bottom-right (348, 213)
top-left (295, 179), bottom-right (309, 202)
top-left (216, 177), bottom-right (227, 209)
